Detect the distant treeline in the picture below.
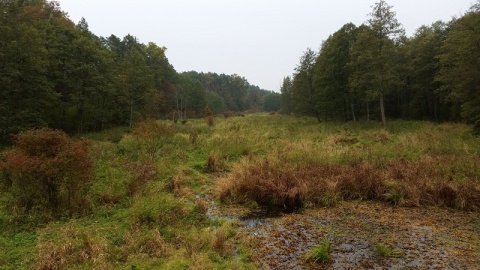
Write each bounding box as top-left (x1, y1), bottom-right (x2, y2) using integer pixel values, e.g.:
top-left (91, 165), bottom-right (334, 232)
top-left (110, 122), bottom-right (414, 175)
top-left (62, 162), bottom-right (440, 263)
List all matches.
top-left (0, 0), bottom-right (280, 143)
top-left (282, 0), bottom-right (480, 133)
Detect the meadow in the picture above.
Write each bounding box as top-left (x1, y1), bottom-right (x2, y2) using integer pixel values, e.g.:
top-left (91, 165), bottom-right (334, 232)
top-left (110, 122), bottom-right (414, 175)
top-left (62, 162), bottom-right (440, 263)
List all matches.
top-left (1, 114), bottom-right (479, 269)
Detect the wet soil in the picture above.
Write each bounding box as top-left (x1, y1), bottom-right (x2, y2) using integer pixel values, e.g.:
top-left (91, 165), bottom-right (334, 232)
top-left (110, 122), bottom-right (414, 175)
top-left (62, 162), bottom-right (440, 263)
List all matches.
top-left (212, 201), bottom-right (480, 269)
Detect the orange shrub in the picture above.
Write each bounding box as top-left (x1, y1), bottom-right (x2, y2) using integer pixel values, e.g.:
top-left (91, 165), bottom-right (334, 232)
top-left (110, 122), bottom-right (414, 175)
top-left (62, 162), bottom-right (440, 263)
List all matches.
top-left (0, 128), bottom-right (93, 220)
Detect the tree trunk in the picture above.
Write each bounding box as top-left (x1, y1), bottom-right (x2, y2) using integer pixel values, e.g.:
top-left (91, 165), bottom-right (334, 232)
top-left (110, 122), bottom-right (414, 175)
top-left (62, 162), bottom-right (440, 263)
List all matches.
top-left (380, 93), bottom-right (387, 128)
top-left (351, 102), bottom-right (356, 122)
top-left (129, 102), bottom-right (133, 129)
top-left (77, 79), bottom-right (87, 134)
top-left (366, 102), bottom-right (370, 121)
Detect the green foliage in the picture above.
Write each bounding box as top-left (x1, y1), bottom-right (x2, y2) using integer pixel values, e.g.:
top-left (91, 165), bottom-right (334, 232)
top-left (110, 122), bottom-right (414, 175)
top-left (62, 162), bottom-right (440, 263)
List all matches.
top-left (0, 128), bottom-right (93, 221)
top-left (303, 239), bottom-right (331, 263)
top-left (263, 92), bottom-right (281, 112)
top-left (314, 23), bottom-right (357, 121)
top-left (286, 1), bottom-right (480, 133)
top-left (292, 48), bottom-right (320, 121)
top-left (0, 0), bottom-right (293, 144)
top-left (280, 76), bottom-right (293, 114)
top-left (0, 2), bottom-right (56, 143)
top-left (438, 9), bottom-right (480, 132)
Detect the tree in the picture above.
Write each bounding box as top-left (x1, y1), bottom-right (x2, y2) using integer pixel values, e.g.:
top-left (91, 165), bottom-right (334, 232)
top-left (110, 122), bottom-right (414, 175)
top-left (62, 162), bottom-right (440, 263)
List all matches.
top-left (67, 18), bottom-right (115, 133)
top-left (292, 48), bottom-right (320, 121)
top-left (313, 23), bottom-right (358, 121)
top-left (438, 7), bottom-right (480, 133)
top-left (116, 36), bottom-right (155, 128)
top-left (263, 92), bottom-right (281, 112)
top-left (350, 1), bottom-right (404, 127)
top-left (0, 0), bottom-right (57, 143)
top-left (404, 21), bottom-right (448, 121)
top-left (280, 76), bottom-right (293, 114)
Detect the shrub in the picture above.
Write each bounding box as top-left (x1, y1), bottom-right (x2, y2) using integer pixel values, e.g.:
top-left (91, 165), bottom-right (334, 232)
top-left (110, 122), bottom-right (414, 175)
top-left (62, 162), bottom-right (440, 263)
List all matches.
top-left (0, 128), bottom-right (93, 220)
top-left (126, 159), bottom-right (157, 196)
top-left (205, 106), bottom-right (214, 126)
top-left (132, 119), bottom-right (174, 159)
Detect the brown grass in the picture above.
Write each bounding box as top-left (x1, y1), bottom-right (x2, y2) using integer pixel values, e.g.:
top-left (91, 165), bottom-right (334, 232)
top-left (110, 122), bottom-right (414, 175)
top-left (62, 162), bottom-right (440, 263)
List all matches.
top-left (206, 151), bottom-right (220, 172)
top-left (195, 198), bottom-right (209, 213)
top-left (35, 225), bottom-right (111, 270)
top-left (171, 172), bottom-right (193, 198)
top-left (122, 227), bottom-right (171, 259)
top-left (207, 115), bottom-right (214, 126)
top-left (217, 155), bottom-right (480, 211)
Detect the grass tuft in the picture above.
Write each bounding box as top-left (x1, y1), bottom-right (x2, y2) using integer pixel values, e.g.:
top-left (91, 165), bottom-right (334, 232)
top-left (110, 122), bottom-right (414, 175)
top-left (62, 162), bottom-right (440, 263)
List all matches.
top-left (303, 239), bottom-right (331, 264)
top-left (375, 243), bottom-right (402, 258)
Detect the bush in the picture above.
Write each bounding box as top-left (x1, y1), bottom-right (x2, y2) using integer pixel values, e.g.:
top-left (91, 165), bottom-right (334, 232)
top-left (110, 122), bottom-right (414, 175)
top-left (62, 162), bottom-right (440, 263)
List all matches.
top-left (0, 128), bottom-right (93, 220)
top-left (132, 119), bottom-right (174, 159)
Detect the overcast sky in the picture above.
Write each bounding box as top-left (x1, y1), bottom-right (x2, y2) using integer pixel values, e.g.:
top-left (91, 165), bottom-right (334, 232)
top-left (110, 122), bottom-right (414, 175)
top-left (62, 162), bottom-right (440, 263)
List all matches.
top-left (58, 0), bottom-right (473, 92)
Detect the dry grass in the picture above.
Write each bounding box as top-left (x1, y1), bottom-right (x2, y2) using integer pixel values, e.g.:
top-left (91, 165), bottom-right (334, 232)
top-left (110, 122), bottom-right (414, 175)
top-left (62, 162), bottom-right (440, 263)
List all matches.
top-left (35, 225), bottom-right (112, 270)
top-left (171, 171), bottom-right (193, 198)
top-left (218, 153), bottom-right (480, 210)
top-left (122, 227), bottom-right (171, 260)
top-left (206, 151), bottom-right (221, 172)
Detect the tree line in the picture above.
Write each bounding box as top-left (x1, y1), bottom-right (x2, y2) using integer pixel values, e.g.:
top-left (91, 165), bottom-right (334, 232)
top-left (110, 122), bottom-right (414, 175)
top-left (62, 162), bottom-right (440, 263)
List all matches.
top-left (281, 0), bottom-right (480, 133)
top-left (0, 0), bottom-right (279, 144)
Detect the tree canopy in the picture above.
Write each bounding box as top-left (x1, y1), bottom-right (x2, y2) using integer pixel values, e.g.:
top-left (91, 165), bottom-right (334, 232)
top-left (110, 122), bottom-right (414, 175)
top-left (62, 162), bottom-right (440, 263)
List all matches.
top-left (0, 0), bottom-right (276, 144)
top-left (284, 0), bottom-right (480, 133)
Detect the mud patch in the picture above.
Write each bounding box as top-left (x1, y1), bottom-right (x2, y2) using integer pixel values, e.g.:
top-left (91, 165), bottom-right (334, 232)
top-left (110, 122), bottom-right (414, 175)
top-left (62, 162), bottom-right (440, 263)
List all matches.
top-left (214, 201), bottom-right (480, 269)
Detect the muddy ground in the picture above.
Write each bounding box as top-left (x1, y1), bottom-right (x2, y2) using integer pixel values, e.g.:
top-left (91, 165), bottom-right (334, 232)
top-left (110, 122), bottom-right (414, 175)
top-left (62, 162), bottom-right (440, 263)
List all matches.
top-left (211, 201), bottom-right (480, 269)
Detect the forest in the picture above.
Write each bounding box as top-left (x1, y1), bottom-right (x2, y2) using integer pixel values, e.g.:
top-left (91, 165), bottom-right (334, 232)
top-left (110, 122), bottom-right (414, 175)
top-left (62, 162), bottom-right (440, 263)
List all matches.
top-left (282, 1), bottom-right (480, 133)
top-left (0, 0), bottom-right (479, 269)
top-left (0, 0), bottom-right (279, 144)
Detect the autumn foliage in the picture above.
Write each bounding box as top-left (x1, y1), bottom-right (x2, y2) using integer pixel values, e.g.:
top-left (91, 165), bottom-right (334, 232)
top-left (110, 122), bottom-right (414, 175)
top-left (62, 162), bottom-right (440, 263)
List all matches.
top-left (0, 128), bottom-right (93, 220)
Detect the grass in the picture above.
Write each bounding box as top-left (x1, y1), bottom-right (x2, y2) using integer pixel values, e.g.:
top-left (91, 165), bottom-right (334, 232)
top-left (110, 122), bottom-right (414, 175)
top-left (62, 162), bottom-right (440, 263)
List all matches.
top-left (0, 114), bottom-right (479, 268)
top-left (303, 239), bottom-right (331, 263)
top-left (375, 243), bottom-right (402, 258)
top-left (217, 116), bottom-right (480, 210)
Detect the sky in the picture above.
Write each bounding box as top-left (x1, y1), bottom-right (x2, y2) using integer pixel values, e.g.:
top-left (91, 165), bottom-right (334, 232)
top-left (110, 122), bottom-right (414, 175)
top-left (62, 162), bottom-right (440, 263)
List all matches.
top-left (58, 0), bottom-right (474, 92)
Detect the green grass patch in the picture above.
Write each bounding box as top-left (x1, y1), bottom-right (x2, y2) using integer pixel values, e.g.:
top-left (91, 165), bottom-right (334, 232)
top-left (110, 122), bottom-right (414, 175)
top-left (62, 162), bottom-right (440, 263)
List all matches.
top-left (303, 239), bottom-right (331, 264)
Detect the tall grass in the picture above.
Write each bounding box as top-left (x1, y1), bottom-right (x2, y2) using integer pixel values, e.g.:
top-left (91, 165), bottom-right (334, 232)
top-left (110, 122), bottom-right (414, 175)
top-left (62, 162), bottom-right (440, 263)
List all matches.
top-left (217, 116), bottom-right (480, 210)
